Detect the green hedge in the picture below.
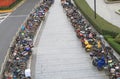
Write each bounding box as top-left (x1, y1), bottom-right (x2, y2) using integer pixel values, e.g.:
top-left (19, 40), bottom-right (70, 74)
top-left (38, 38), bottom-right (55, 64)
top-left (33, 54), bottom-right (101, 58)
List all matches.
top-left (74, 0), bottom-right (120, 37)
top-left (115, 34), bottom-right (120, 43)
top-left (73, 0), bottom-right (120, 54)
top-left (105, 36), bottom-right (120, 55)
top-left (0, 0), bottom-right (22, 10)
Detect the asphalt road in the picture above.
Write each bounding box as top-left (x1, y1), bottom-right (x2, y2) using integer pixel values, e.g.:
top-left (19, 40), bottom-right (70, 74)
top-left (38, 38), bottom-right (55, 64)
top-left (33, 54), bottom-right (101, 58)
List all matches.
top-left (0, 0), bottom-right (40, 69)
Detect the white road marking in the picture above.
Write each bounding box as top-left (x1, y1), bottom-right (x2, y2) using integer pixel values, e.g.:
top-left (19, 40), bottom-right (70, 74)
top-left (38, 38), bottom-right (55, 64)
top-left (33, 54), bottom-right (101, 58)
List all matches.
top-left (9, 15), bottom-right (28, 18)
top-left (0, 13), bottom-right (11, 24)
top-left (0, 14), bottom-right (27, 24)
top-left (0, 20), bottom-right (2, 23)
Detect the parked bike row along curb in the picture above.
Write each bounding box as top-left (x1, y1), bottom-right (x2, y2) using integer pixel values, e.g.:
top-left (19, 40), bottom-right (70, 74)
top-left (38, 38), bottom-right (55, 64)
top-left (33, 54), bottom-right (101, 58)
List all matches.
top-left (67, 0), bottom-right (120, 60)
top-left (0, 0), bottom-right (54, 79)
top-left (71, 0), bottom-right (120, 61)
top-left (61, 0), bottom-right (120, 78)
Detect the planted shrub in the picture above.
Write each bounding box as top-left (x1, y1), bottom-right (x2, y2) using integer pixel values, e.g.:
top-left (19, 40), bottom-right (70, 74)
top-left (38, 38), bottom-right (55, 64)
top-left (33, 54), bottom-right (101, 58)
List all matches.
top-left (115, 34), bottom-right (120, 44)
top-left (107, 38), bottom-right (120, 55)
top-left (74, 0), bottom-right (120, 55)
top-left (74, 0), bottom-right (120, 37)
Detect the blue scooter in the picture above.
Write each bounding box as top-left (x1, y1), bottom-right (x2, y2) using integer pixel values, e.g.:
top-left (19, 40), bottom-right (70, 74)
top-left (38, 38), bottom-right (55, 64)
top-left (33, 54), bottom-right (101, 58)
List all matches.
top-left (92, 56), bottom-right (106, 71)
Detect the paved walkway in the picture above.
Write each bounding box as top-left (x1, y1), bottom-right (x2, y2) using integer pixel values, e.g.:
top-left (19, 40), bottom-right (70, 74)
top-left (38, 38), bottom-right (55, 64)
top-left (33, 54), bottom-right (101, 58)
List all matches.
top-left (86, 0), bottom-right (120, 27)
top-left (34, 0), bottom-right (109, 79)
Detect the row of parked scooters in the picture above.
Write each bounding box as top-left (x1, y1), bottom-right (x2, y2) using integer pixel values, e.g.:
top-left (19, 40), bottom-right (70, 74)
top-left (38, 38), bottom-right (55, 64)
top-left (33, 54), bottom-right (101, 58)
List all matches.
top-left (61, 0), bottom-right (120, 79)
top-left (3, 0), bottom-right (54, 79)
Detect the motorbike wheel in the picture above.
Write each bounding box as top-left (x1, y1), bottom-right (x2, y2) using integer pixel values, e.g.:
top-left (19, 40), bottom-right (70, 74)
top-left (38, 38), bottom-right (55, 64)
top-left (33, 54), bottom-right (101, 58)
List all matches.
top-left (104, 67), bottom-right (110, 76)
top-left (92, 60), bottom-right (97, 66)
top-left (81, 43), bottom-right (85, 48)
top-left (85, 48), bottom-right (91, 52)
top-left (97, 66), bottom-right (103, 71)
top-left (109, 75), bottom-right (116, 79)
top-left (76, 34), bottom-right (80, 38)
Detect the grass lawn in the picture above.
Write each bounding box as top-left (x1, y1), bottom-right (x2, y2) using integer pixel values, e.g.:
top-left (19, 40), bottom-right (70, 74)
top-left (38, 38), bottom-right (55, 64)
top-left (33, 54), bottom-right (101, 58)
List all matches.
top-left (105, 36), bottom-right (120, 55)
top-left (73, 0), bottom-right (120, 54)
top-left (74, 0), bottom-right (120, 37)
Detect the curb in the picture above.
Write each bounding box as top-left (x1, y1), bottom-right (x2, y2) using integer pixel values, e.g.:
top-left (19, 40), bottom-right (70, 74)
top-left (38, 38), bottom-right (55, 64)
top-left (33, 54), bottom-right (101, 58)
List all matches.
top-left (27, 1), bottom-right (44, 69)
top-left (115, 10), bottom-right (120, 15)
top-left (0, 10), bottom-right (13, 13)
top-left (0, 0), bottom-right (26, 13)
top-left (30, 6), bottom-right (50, 79)
top-left (12, 0), bottom-right (26, 11)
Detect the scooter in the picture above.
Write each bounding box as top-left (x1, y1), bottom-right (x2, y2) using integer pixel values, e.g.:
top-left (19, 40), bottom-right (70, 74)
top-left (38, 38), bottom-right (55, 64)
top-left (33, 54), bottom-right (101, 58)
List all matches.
top-left (92, 56), bottom-right (106, 71)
